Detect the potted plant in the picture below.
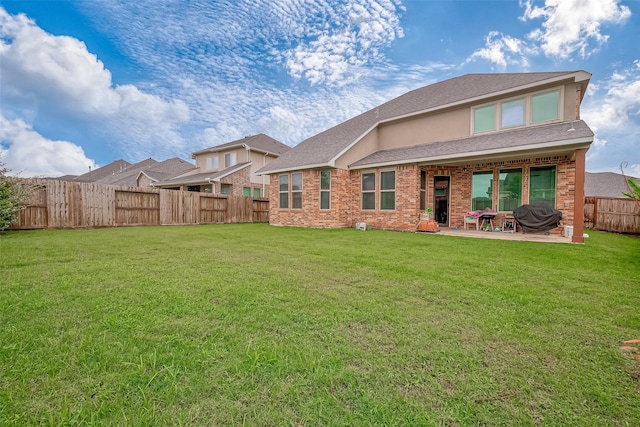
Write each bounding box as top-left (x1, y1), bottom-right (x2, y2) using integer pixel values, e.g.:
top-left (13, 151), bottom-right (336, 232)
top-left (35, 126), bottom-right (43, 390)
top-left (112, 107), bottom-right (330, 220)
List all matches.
top-left (420, 208), bottom-right (433, 221)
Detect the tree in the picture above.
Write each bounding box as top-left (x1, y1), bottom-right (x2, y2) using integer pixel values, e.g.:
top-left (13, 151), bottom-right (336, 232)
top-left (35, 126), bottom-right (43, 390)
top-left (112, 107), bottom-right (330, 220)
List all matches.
top-left (0, 159), bottom-right (33, 231)
top-left (622, 176), bottom-right (640, 200)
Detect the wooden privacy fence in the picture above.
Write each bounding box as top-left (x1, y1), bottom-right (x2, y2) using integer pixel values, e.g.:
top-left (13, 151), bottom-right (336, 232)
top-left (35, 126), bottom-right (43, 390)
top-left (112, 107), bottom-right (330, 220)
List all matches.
top-left (11, 179), bottom-right (269, 230)
top-left (584, 196), bottom-right (640, 234)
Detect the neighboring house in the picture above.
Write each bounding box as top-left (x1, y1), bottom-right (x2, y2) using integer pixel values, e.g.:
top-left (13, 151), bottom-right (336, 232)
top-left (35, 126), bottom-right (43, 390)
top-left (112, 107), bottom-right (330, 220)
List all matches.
top-left (585, 172), bottom-right (632, 198)
top-left (65, 159), bottom-right (132, 182)
top-left (153, 133), bottom-right (290, 197)
top-left (60, 158), bottom-right (195, 187)
top-left (257, 71), bottom-right (594, 243)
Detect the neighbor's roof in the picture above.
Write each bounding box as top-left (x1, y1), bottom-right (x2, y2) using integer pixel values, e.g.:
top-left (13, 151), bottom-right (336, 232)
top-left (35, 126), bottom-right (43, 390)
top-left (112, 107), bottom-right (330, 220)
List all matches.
top-left (350, 121), bottom-right (593, 169)
top-left (154, 162), bottom-right (251, 186)
top-left (585, 172), bottom-right (632, 198)
top-left (258, 71), bottom-right (591, 174)
top-left (135, 158), bottom-right (197, 184)
top-left (95, 158), bottom-right (159, 186)
top-left (71, 159), bottom-right (131, 182)
top-left (191, 133), bottom-right (290, 157)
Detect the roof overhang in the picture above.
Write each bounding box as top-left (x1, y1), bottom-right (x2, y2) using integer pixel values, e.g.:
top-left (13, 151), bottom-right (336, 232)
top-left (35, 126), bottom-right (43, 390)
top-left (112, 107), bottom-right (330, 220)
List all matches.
top-left (256, 162), bottom-right (334, 176)
top-left (349, 137), bottom-right (593, 170)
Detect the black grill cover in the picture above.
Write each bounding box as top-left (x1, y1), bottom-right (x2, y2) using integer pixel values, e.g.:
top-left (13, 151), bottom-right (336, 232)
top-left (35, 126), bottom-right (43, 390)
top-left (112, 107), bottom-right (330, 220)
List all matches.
top-left (513, 204), bottom-right (562, 232)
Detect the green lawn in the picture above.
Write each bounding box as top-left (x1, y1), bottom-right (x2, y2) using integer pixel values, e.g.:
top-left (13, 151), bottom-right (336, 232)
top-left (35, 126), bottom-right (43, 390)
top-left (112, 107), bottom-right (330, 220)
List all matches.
top-left (1, 224), bottom-right (639, 426)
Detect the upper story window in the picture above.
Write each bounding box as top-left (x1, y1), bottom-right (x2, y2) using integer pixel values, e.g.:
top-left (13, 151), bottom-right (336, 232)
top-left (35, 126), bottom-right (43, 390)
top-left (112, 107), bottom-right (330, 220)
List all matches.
top-left (472, 89), bottom-right (561, 134)
top-left (473, 105), bottom-right (496, 133)
top-left (501, 98), bottom-right (525, 128)
top-left (205, 156), bottom-right (219, 171)
top-left (225, 152), bottom-right (236, 168)
top-left (531, 91), bottom-right (560, 123)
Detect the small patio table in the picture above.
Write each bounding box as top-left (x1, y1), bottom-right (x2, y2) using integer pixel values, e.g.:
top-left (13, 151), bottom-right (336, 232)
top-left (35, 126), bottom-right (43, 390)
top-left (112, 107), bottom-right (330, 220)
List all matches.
top-left (478, 210), bottom-right (498, 231)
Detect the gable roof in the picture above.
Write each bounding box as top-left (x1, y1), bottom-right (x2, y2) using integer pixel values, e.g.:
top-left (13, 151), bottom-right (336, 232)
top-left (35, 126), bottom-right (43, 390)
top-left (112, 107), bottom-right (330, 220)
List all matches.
top-left (72, 159), bottom-right (131, 182)
top-left (585, 172), bottom-right (632, 198)
top-left (153, 162), bottom-right (251, 186)
top-left (191, 133), bottom-right (290, 157)
top-left (258, 71), bottom-right (591, 174)
top-left (136, 158), bottom-right (197, 184)
top-left (350, 120), bottom-right (593, 169)
top-left (95, 158), bottom-right (159, 186)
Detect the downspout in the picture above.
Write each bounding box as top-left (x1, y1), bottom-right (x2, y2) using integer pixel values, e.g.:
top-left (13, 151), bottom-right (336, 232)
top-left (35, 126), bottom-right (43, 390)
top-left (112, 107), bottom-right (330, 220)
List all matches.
top-left (262, 153), bottom-right (268, 197)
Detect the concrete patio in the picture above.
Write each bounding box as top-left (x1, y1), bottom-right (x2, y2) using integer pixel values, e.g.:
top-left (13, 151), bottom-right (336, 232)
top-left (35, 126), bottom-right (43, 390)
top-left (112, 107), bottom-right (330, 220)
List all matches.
top-left (418, 227), bottom-right (580, 244)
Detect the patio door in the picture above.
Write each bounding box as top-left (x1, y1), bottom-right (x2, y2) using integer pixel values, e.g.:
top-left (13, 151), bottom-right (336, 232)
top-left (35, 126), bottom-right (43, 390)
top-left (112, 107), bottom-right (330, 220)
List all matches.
top-left (433, 176), bottom-right (450, 226)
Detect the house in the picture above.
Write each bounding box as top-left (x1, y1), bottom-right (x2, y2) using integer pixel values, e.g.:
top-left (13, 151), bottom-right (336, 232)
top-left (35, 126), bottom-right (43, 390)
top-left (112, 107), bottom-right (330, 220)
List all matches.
top-left (585, 172), bottom-right (632, 198)
top-left (153, 133), bottom-right (290, 197)
top-left (63, 159), bottom-right (132, 182)
top-left (59, 158), bottom-right (196, 187)
top-left (257, 71), bottom-right (594, 243)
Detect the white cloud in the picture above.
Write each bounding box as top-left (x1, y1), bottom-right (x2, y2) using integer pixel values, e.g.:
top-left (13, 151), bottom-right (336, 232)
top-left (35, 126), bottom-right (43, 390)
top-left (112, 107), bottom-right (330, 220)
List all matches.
top-left (582, 61), bottom-right (640, 174)
top-left (0, 7), bottom-right (190, 160)
top-left (0, 115), bottom-right (96, 177)
top-left (282, 0), bottom-right (405, 85)
top-left (520, 0), bottom-right (631, 58)
top-left (467, 31), bottom-right (530, 69)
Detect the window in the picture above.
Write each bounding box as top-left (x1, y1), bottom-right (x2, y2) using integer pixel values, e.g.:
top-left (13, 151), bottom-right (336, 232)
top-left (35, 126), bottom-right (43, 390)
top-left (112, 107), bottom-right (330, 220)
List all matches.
top-left (320, 170), bottom-right (331, 210)
top-left (473, 105), bottom-right (496, 133)
top-left (278, 175), bottom-right (288, 209)
top-left (501, 98), bottom-right (525, 128)
top-left (498, 168), bottom-right (522, 211)
top-left (380, 170), bottom-right (395, 210)
top-left (253, 188), bottom-right (261, 197)
top-left (472, 171), bottom-right (493, 210)
top-left (242, 187), bottom-right (251, 196)
top-left (529, 166), bottom-right (556, 207)
top-left (225, 152), bottom-right (236, 168)
top-left (205, 157), bottom-right (213, 170)
top-left (221, 184), bottom-right (232, 194)
top-left (531, 90), bottom-right (559, 123)
top-left (291, 173), bottom-right (302, 209)
top-left (362, 172), bottom-right (375, 210)
top-left (420, 170), bottom-right (426, 211)
top-left (213, 156), bottom-right (219, 170)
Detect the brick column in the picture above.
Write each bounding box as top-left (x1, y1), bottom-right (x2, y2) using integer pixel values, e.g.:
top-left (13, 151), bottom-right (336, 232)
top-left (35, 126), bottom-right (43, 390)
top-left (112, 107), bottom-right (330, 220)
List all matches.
top-left (572, 148), bottom-right (587, 243)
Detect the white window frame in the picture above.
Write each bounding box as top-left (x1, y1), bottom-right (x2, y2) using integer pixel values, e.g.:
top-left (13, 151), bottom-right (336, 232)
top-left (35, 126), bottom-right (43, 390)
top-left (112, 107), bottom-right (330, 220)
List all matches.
top-left (291, 172), bottom-right (302, 209)
top-left (472, 86), bottom-right (564, 134)
top-left (225, 152), bottom-right (236, 168)
top-left (361, 171), bottom-right (376, 210)
top-left (320, 170), bottom-right (331, 210)
top-left (379, 169), bottom-right (396, 211)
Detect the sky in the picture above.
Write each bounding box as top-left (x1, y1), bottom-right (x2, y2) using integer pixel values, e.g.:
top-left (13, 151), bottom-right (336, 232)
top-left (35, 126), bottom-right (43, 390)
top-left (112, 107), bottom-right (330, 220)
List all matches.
top-left (0, 0), bottom-right (639, 178)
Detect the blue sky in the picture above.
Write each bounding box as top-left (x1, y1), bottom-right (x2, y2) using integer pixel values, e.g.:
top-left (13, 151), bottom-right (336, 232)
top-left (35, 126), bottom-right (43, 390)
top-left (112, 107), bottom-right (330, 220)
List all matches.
top-left (1, 0), bottom-right (639, 177)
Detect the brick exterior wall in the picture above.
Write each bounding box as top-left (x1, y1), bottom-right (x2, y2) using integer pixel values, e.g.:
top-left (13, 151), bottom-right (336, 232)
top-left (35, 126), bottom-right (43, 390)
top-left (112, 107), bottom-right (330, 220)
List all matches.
top-left (268, 156), bottom-right (577, 234)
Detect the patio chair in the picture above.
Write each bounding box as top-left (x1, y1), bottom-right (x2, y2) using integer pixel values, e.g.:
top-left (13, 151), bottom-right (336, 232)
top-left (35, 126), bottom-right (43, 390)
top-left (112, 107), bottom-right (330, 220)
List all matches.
top-left (463, 213), bottom-right (479, 230)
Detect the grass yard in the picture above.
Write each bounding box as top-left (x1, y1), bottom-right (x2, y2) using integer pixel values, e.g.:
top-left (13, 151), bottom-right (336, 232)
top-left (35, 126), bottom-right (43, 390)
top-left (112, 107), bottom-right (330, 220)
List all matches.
top-left (1, 224), bottom-right (639, 426)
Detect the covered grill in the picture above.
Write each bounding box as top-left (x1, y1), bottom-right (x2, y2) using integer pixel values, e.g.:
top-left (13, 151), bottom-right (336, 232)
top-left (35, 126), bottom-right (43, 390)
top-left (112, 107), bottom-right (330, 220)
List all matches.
top-left (513, 204), bottom-right (562, 234)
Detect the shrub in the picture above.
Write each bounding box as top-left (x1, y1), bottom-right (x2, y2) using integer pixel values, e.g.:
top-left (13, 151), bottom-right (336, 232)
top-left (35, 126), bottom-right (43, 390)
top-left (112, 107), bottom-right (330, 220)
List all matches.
top-left (0, 160), bottom-right (33, 231)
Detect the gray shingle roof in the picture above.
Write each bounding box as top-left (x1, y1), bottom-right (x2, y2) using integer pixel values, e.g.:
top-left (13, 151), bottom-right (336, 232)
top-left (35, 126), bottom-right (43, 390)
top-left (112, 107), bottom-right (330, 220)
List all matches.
top-left (71, 159), bottom-right (131, 182)
top-left (585, 172), bottom-right (632, 198)
top-left (136, 158), bottom-right (196, 183)
top-left (258, 71), bottom-right (589, 174)
top-left (154, 162), bottom-right (251, 186)
top-left (350, 120), bottom-right (593, 168)
top-left (192, 133), bottom-right (290, 157)
top-left (95, 158), bottom-right (159, 186)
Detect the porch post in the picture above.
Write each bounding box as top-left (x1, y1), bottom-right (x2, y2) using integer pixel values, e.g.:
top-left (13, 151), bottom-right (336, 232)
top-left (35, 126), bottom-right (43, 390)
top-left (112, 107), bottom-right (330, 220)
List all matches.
top-left (572, 148), bottom-right (587, 243)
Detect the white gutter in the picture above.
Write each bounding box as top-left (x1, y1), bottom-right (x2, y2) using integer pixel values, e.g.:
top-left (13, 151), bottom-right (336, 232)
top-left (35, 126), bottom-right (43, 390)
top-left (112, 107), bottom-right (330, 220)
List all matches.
top-left (256, 162), bottom-right (332, 176)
